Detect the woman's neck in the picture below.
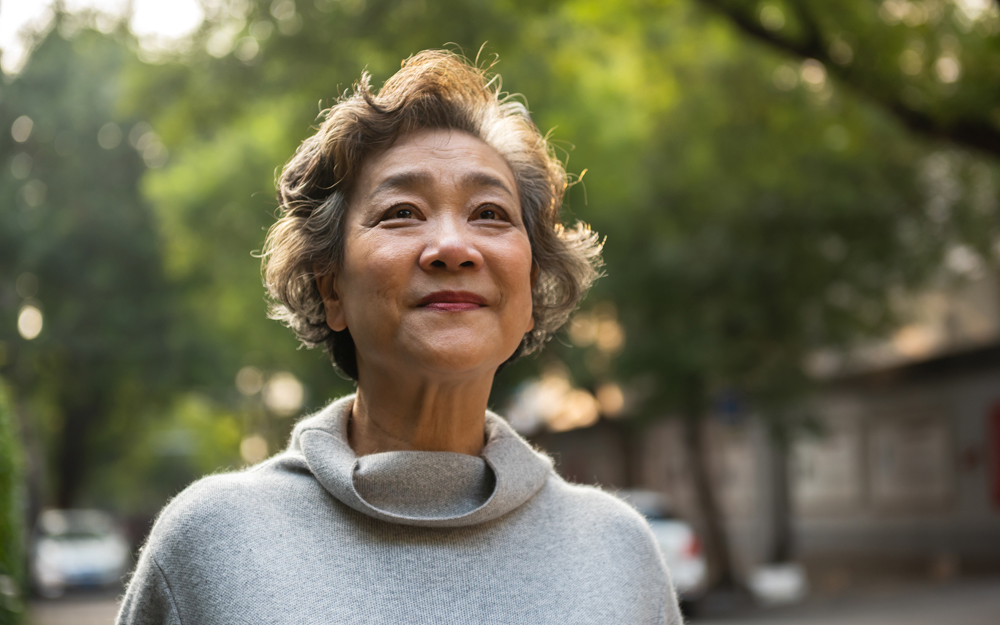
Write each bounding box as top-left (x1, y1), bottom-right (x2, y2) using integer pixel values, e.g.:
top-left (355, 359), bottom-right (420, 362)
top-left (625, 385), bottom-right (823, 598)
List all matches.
top-left (349, 370), bottom-right (492, 457)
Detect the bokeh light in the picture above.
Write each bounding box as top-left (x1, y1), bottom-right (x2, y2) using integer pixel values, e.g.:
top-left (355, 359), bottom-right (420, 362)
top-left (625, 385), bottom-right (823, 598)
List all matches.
top-left (263, 372), bottom-right (304, 416)
top-left (17, 305), bottom-right (43, 340)
top-left (239, 434), bottom-right (268, 464)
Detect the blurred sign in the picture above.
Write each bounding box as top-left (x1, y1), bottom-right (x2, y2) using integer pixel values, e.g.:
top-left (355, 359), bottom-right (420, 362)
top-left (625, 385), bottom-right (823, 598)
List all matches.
top-left (712, 389), bottom-right (746, 425)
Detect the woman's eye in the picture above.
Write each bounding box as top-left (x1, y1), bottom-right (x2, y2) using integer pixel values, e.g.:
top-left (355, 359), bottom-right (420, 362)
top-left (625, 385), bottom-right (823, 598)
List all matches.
top-left (384, 206), bottom-right (416, 220)
top-left (476, 205), bottom-right (504, 221)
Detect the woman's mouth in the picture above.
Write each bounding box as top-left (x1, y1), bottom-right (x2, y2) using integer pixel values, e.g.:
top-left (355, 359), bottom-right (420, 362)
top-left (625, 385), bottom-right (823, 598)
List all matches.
top-left (418, 291), bottom-right (488, 311)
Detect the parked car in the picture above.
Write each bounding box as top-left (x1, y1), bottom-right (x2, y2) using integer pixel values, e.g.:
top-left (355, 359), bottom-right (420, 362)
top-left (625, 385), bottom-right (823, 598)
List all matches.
top-left (616, 490), bottom-right (707, 607)
top-left (30, 509), bottom-right (131, 597)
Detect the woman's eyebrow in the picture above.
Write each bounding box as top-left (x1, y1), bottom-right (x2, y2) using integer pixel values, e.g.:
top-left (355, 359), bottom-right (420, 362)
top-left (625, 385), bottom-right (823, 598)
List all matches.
top-left (461, 171), bottom-right (515, 199)
top-left (367, 171), bottom-right (433, 200)
top-left (367, 170), bottom-right (515, 202)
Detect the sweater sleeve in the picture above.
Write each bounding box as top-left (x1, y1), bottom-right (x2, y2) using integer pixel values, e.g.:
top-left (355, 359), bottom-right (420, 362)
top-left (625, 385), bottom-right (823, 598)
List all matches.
top-left (661, 589), bottom-right (685, 625)
top-left (658, 554), bottom-right (685, 625)
top-left (116, 549), bottom-right (182, 625)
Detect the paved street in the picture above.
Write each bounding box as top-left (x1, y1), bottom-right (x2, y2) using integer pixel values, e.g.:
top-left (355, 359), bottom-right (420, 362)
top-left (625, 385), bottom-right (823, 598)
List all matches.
top-left (28, 591), bottom-right (121, 625)
top-left (25, 577), bottom-right (1000, 624)
top-left (693, 577), bottom-right (1000, 625)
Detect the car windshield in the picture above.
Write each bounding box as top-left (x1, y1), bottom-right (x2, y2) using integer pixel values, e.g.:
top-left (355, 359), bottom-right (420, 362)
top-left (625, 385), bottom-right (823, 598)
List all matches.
top-left (38, 510), bottom-right (115, 538)
top-left (45, 531), bottom-right (109, 541)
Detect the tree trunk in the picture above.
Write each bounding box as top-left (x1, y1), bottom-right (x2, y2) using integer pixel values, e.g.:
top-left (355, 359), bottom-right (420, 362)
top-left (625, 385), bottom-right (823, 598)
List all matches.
top-left (613, 421), bottom-right (641, 489)
top-left (768, 439), bottom-right (794, 563)
top-left (682, 415), bottom-right (739, 589)
top-left (14, 398), bottom-right (45, 534)
top-left (56, 404), bottom-right (97, 508)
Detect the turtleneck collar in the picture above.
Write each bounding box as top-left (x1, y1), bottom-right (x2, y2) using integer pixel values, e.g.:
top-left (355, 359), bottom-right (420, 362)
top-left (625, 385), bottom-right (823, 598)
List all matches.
top-left (286, 395), bottom-right (553, 528)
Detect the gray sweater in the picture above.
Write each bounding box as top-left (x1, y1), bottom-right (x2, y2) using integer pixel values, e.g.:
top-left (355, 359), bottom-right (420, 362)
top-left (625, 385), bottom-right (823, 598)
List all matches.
top-left (117, 395), bottom-right (683, 624)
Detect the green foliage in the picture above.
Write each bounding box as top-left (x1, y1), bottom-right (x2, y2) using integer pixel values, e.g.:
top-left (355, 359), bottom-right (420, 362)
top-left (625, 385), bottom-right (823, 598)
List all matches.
top-left (88, 394), bottom-right (243, 514)
top-left (694, 0), bottom-right (1000, 158)
top-left (0, 383), bottom-right (25, 625)
top-left (0, 27), bottom-right (193, 507)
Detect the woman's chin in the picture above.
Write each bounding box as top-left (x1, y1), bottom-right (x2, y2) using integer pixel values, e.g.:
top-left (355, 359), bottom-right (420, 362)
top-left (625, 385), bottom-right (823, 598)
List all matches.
top-left (401, 332), bottom-right (515, 377)
top-left (412, 349), bottom-right (504, 377)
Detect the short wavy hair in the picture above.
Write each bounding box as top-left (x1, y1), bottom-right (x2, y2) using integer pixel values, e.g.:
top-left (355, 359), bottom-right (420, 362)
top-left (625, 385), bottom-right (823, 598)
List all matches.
top-left (263, 50), bottom-right (602, 380)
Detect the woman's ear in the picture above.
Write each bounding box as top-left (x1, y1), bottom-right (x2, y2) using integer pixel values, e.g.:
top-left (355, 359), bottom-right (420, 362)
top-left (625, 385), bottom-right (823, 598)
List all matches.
top-left (315, 267), bottom-right (348, 332)
top-left (530, 260), bottom-right (539, 289)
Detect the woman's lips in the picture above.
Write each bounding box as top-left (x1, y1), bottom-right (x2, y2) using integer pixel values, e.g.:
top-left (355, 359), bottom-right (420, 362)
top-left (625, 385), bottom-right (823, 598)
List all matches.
top-left (418, 290), bottom-right (488, 311)
top-left (423, 302), bottom-right (482, 311)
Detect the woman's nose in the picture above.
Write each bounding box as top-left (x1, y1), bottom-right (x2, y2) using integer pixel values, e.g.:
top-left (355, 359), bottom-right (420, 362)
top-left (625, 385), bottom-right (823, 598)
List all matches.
top-left (418, 221), bottom-right (484, 271)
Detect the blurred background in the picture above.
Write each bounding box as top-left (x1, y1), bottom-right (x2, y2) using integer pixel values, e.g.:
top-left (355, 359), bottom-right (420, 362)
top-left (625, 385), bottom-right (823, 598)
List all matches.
top-left (1, 0), bottom-right (1000, 623)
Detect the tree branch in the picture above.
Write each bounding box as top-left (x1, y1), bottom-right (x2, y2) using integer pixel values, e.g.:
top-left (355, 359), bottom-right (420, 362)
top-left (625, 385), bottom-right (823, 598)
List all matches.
top-left (694, 0), bottom-right (1000, 160)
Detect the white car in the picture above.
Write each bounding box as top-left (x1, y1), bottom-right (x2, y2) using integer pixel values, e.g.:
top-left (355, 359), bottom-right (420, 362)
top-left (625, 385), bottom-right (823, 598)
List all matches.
top-left (616, 490), bottom-right (707, 606)
top-left (31, 509), bottom-right (131, 597)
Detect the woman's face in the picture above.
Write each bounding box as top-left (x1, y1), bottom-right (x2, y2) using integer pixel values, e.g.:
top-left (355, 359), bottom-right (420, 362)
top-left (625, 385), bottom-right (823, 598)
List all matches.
top-left (319, 128), bottom-right (535, 381)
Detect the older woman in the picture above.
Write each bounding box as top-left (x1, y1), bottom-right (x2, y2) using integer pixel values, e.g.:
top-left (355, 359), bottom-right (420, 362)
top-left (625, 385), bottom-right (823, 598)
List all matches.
top-left (118, 51), bottom-right (682, 625)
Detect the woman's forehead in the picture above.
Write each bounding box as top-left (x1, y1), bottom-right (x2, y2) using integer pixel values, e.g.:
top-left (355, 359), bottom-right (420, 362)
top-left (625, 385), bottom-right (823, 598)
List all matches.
top-left (355, 128), bottom-right (518, 199)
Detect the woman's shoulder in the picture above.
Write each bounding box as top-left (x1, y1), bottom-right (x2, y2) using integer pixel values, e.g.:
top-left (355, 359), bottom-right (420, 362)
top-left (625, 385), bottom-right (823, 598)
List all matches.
top-left (537, 475), bottom-right (666, 549)
top-left (543, 476), bottom-right (647, 520)
top-left (141, 453), bottom-right (318, 552)
top-left (527, 476), bottom-right (675, 597)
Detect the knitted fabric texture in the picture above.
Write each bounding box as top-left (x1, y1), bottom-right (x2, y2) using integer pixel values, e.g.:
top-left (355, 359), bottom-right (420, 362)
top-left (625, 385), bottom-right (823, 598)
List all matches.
top-left (117, 395), bottom-right (684, 624)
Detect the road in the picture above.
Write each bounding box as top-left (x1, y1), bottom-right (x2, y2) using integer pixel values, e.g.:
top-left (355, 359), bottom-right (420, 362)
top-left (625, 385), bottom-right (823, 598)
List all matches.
top-left (26, 577), bottom-right (1000, 624)
top-left (28, 591), bottom-right (120, 625)
top-left (693, 577), bottom-right (1000, 625)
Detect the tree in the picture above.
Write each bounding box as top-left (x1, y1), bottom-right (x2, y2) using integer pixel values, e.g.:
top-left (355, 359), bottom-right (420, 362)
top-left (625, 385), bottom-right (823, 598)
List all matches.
top-left (0, 26), bottom-right (180, 508)
top-left (694, 0), bottom-right (1000, 159)
top-left (531, 0), bottom-right (999, 588)
top-left (670, 0), bottom-right (1000, 581)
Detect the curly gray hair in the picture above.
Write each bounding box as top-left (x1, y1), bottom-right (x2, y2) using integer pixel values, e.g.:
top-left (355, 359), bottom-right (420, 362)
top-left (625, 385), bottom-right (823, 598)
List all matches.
top-left (263, 50), bottom-right (603, 380)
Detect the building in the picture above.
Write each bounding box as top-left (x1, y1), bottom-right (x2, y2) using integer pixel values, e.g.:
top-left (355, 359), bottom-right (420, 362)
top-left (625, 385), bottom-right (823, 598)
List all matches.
top-left (528, 271), bottom-right (1000, 584)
